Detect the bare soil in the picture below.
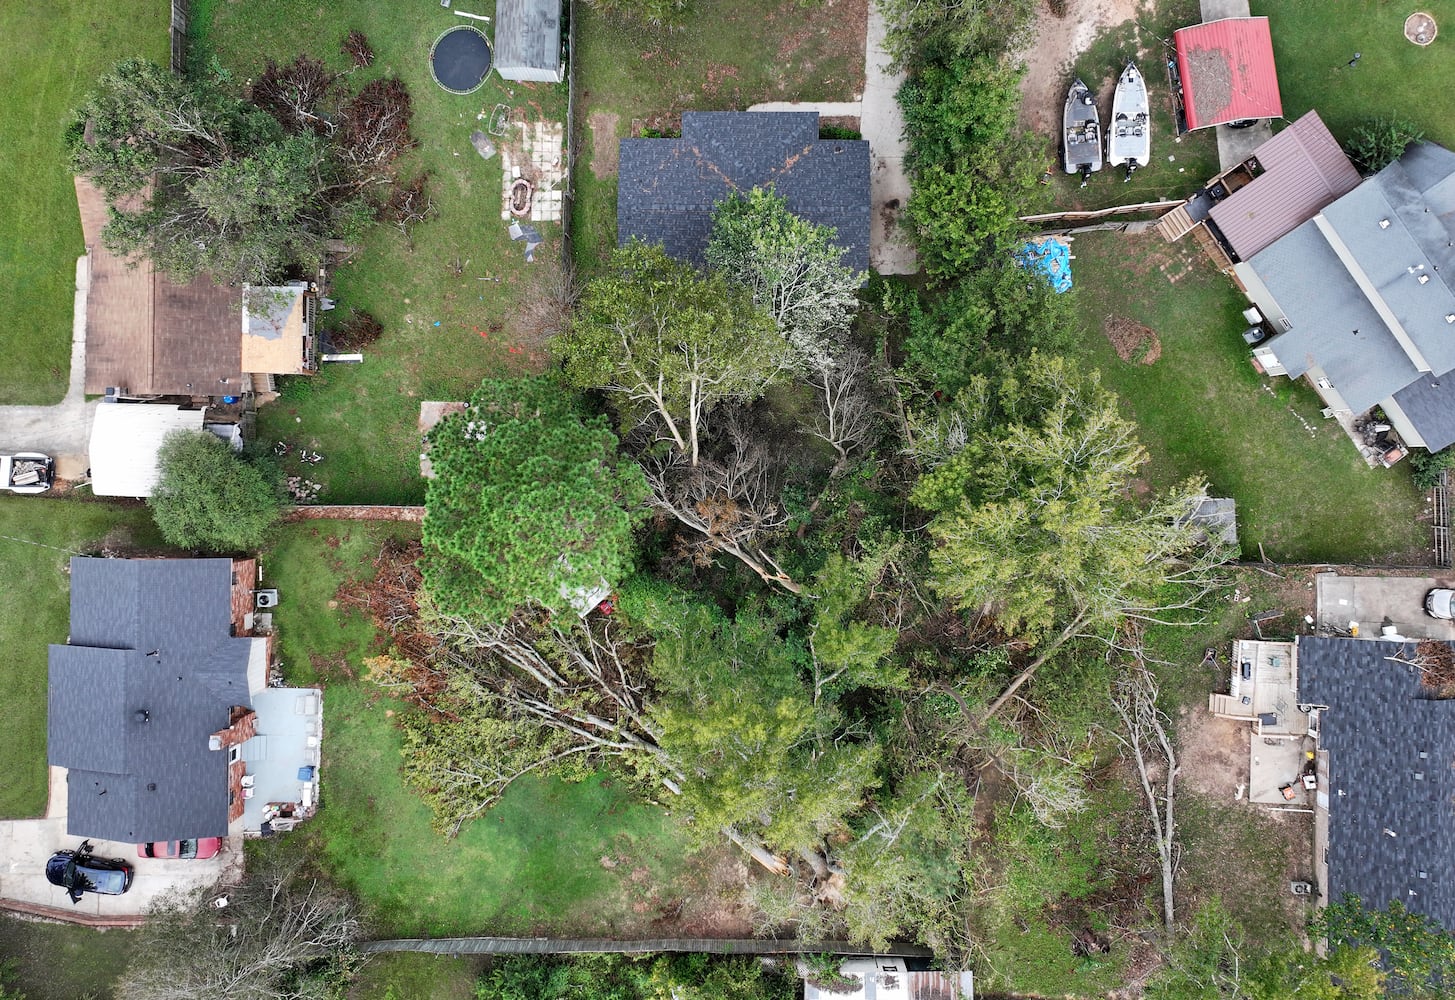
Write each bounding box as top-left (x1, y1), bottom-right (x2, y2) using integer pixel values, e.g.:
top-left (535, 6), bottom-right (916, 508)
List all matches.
top-left (587, 110), bottom-right (620, 179)
top-left (1014, 0), bottom-right (1145, 133)
top-left (1102, 314), bottom-right (1162, 364)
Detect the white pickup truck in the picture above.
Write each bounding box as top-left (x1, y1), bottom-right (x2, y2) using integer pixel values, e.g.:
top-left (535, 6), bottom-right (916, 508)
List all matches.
top-left (0, 453), bottom-right (55, 493)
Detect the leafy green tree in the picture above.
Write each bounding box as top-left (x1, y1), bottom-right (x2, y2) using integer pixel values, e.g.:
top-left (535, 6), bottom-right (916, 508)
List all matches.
top-left (1348, 117), bottom-right (1425, 175)
top-left (1317, 896), bottom-right (1455, 998)
top-left (899, 52), bottom-right (1024, 176)
top-left (420, 377), bottom-right (648, 622)
top-left (904, 260), bottom-right (1076, 394)
top-left (906, 166), bottom-right (1024, 280)
top-left (70, 58), bottom-right (414, 284)
top-left (877, 0), bottom-right (1036, 66)
top-left (558, 242), bottom-right (789, 465)
top-left (148, 431), bottom-right (282, 552)
top-left (910, 355), bottom-right (1230, 719)
top-left (706, 187), bottom-right (864, 371)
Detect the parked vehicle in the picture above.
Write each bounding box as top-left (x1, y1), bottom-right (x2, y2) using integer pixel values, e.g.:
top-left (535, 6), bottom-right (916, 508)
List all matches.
top-left (137, 838), bottom-right (223, 860)
top-left (1062, 77), bottom-right (1103, 186)
top-left (46, 846), bottom-right (134, 903)
top-left (1425, 588), bottom-right (1455, 619)
top-left (0, 452), bottom-right (54, 493)
top-left (1107, 62), bottom-right (1151, 181)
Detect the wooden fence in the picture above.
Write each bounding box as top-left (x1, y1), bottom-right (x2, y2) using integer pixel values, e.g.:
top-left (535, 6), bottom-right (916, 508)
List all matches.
top-left (170, 0), bottom-right (188, 75)
top-left (359, 936), bottom-right (934, 958)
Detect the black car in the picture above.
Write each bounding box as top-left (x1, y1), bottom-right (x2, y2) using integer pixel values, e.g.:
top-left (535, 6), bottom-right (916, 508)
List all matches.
top-left (45, 846), bottom-right (134, 904)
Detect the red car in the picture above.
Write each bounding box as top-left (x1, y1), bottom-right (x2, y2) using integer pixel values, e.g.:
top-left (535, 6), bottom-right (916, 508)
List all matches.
top-left (137, 838), bottom-right (223, 860)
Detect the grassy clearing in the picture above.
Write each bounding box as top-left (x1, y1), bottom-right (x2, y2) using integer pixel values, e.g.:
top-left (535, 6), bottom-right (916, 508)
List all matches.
top-left (263, 523), bottom-right (699, 937)
top-left (193, 0), bottom-right (566, 504)
top-left (0, 1), bottom-right (168, 404)
top-left (0, 916), bottom-right (134, 1000)
top-left (1065, 230), bottom-right (1428, 564)
top-left (349, 953), bottom-right (485, 1000)
top-left (1254, 0), bottom-right (1455, 149)
top-left (571, 0), bottom-right (867, 271)
top-left (1041, 0), bottom-right (1221, 213)
top-left (0, 497), bottom-right (165, 818)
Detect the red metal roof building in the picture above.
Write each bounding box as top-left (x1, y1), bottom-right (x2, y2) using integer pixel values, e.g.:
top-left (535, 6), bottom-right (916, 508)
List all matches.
top-left (1173, 16), bottom-right (1283, 131)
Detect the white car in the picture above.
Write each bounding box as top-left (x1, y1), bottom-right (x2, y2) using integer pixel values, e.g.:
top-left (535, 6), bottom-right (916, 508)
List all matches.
top-left (0, 452), bottom-right (55, 493)
top-left (1425, 588), bottom-right (1455, 620)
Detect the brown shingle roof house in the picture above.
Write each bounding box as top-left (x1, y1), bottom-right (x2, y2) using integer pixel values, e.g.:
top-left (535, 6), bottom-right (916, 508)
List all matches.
top-left (76, 177), bottom-right (317, 397)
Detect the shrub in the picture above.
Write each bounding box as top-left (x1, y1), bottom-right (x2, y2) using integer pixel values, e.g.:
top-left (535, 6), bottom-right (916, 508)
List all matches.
top-left (148, 431), bottom-right (284, 552)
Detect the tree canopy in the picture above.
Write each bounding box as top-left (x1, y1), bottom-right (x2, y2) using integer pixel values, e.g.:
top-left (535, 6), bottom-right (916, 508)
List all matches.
top-left (559, 242), bottom-right (789, 465)
top-left (148, 431), bottom-right (282, 552)
top-left (420, 376), bottom-right (648, 622)
top-left (705, 187), bottom-right (864, 371)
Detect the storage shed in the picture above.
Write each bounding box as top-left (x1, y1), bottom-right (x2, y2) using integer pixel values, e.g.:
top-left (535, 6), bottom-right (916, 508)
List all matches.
top-left (494, 0), bottom-right (564, 83)
top-left (89, 403), bottom-right (206, 498)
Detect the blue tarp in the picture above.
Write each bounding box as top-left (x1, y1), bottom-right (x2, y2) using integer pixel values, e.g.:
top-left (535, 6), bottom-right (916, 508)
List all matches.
top-left (1014, 239), bottom-right (1073, 293)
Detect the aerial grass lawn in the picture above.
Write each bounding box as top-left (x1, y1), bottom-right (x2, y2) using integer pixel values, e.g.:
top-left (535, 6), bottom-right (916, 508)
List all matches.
top-left (1042, 0), bottom-right (1221, 213)
top-left (1066, 231), bottom-right (1428, 564)
top-left (192, 0), bottom-right (567, 504)
top-left (263, 523), bottom-right (700, 937)
top-left (0, 497), bottom-right (164, 819)
top-left (1254, 0), bottom-right (1455, 149)
top-left (0, 1), bottom-right (168, 404)
top-left (571, 0), bottom-right (867, 271)
top-left (348, 953), bottom-right (485, 1000)
top-left (0, 916), bottom-right (134, 1000)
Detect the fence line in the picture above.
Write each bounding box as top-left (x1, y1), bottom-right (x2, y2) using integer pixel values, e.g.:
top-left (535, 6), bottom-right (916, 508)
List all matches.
top-left (1019, 200), bottom-right (1181, 224)
top-left (359, 936), bottom-right (934, 958)
top-left (170, 0), bottom-right (189, 75)
top-left (561, 0), bottom-right (579, 268)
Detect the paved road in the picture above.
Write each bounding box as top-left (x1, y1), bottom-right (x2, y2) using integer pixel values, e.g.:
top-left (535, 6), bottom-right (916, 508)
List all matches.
top-left (0, 256), bottom-right (97, 477)
top-left (749, 3), bottom-right (919, 275)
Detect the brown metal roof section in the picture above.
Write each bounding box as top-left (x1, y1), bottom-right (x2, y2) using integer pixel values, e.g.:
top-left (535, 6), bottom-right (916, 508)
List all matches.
top-left (76, 176), bottom-right (244, 395)
top-left (1208, 111), bottom-right (1362, 261)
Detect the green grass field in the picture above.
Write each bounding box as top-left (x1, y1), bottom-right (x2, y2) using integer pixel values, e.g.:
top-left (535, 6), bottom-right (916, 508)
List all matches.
top-left (192, 0), bottom-right (567, 504)
top-left (1066, 231), bottom-right (1428, 564)
top-left (348, 953), bottom-right (485, 1000)
top-left (0, 917), bottom-right (135, 1000)
top-left (571, 0), bottom-right (867, 271)
top-left (0, 497), bottom-right (165, 818)
top-left (0, 1), bottom-right (168, 404)
top-left (1254, 0), bottom-right (1455, 149)
top-left (263, 523), bottom-right (699, 937)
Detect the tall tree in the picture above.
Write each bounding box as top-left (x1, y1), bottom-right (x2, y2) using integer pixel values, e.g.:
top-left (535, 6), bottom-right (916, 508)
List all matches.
top-left (706, 187), bottom-right (864, 372)
top-left (910, 354), bottom-right (1231, 720)
top-left (148, 431), bottom-right (282, 552)
top-left (558, 242), bottom-right (790, 465)
top-left (420, 376), bottom-right (648, 622)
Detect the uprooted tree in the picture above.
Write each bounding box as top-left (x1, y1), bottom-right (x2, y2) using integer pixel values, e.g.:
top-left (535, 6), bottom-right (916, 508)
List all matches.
top-left (69, 56), bottom-right (422, 285)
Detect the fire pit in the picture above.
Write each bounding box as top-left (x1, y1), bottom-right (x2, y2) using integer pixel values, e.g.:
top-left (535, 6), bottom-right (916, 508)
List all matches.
top-left (430, 25), bottom-right (492, 95)
top-left (1406, 11), bottom-right (1437, 46)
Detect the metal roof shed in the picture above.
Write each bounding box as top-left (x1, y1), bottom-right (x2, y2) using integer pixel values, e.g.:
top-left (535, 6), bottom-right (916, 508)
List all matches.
top-left (495, 0), bottom-right (563, 83)
top-left (89, 403), bottom-right (206, 498)
top-left (1173, 17), bottom-right (1282, 131)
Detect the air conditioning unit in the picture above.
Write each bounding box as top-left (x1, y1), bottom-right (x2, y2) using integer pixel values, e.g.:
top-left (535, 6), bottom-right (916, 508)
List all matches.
top-left (255, 590), bottom-right (280, 609)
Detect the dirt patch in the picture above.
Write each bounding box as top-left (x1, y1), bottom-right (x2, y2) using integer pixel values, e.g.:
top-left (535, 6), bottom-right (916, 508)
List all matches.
top-left (1102, 314), bottom-right (1162, 364)
top-left (587, 111), bottom-right (620, 179)
top-left (819, 114), bottom-right (861, 133)
top-left (1178, 706), bottom-right (1250, 800)
top-left (1014, 0), bottom-right (1145, 134)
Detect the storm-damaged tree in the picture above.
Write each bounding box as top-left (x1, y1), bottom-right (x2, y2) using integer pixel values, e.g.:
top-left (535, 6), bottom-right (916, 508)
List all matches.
top-left (420, 376), bottom-right (649, 623)
top-left (705, 187), bottom-right (865, 372)
top-left (69, 56), bottom-right (420, 285)
top-left (558, 242), bottom-right (791, 466)
top-left (910, 354), bottom-right (1233, 723)
top-left (116, 856), bottom-right (360, 1000)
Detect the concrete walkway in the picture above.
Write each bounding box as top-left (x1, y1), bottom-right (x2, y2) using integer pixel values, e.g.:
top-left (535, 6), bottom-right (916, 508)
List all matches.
top-left (0, 256), bottom-right (97, 477)
top-left (1200, 0), bottom-right (1275, 169)
top-left (749, 2), bottom-right (918, 275)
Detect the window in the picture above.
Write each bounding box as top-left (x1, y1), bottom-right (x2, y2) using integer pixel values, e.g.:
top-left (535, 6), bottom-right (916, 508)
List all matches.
top-left (228, 745), bottom-right (241, 765)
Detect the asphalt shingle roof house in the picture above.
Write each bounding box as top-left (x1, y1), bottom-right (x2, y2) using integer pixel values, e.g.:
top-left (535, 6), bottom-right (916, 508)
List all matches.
top-left (616, 111), bottom-right (871, 275)
top-left (1242, 142), bottom-right (1455, 453)
top-left (1296, 636), bottom-right (1455, 929)
top-left (48, 558), bottom-right (322, 842)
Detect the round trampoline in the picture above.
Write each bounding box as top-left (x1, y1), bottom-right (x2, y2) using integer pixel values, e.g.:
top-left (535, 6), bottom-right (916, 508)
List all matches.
top-left (430, 25), bottom-right (492, 95)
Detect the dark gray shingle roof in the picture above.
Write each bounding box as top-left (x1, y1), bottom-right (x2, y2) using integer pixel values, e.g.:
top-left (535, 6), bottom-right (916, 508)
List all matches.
top-left (1297, 636), bottom-right (1455, 929)
top-left (616, 111), bottom-right (871, 274)
top-left (1393, 374), bottom-right (1455, 452)
top-left (494, 0), bottom-right (561, 81)
top-left (48, 558), bottom-right (254, 842)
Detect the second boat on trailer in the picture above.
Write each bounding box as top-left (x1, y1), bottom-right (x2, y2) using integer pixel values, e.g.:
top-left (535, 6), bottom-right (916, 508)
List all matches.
top-left (1107, 61), bottom-right (1150, 181)
top-left (1062, 77), bottom-right (1102, 187)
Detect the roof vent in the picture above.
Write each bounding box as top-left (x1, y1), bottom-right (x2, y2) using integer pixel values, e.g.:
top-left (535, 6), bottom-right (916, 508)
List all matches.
top-left (134, 709), bottom-right (151, 724)
top-left (1415, 771), bottom-right (1425, 780)
top-left (1409, 264), bottom-right (1426, 273)
top-left (1420, 870), bottom-right (1429, 879)
top-left (146, 783), bottom-right (157, 791)
top-left (1385, 827), bottom-right (1399, 838)
top-left (1420, 750), bottom-right (1430, 758)
top-left (1380, 219), bottom-right (1392, 229)
top-left (1445, 315), bottom-right (1455, 324)
top-left (1419, 274), bottom-right (1432, 284)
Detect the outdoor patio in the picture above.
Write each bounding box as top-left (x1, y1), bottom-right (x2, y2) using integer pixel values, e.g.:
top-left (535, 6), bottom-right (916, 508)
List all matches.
top-left (241, 688), bottom-right (323, 836)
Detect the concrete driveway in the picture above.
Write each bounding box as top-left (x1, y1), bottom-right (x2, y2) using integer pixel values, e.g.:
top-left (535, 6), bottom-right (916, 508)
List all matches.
top-left (1315, 571), bottom-right (1455, 641)
top-left (0, 766), bottom-right (237, 920)
top-left (0, 256), bottom-right (98, 478)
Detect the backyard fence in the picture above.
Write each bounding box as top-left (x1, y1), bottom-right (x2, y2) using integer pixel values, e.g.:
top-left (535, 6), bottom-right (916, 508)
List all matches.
top-left (1436, 470), bottom-right (1452, 567)
top-left (359, 936), bottom-right (934, 958)
top-left (561, 0), bottom-right (579, 267)
top-left (169, 0), bottom-right (189, 75)
top-left (1019, 199), bottom-right (1182, 225)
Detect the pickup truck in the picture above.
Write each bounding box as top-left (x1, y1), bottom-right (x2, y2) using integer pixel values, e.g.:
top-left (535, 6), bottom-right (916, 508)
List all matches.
top-left (0, 452), bottom-right (55, 493)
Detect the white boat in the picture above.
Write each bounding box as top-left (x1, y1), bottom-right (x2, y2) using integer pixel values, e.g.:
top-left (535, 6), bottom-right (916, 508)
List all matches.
top-left (1107, 62), bottom-right (1150, 181)
top-left (1062, 78), bottom-right (1102, 186)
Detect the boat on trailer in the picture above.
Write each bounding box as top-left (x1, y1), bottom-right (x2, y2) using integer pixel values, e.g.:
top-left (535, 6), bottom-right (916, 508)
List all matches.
top-left (1107, 61), bottom-right (1151, 181)
top-left (1063, 78), bottom-right (1102, 186)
